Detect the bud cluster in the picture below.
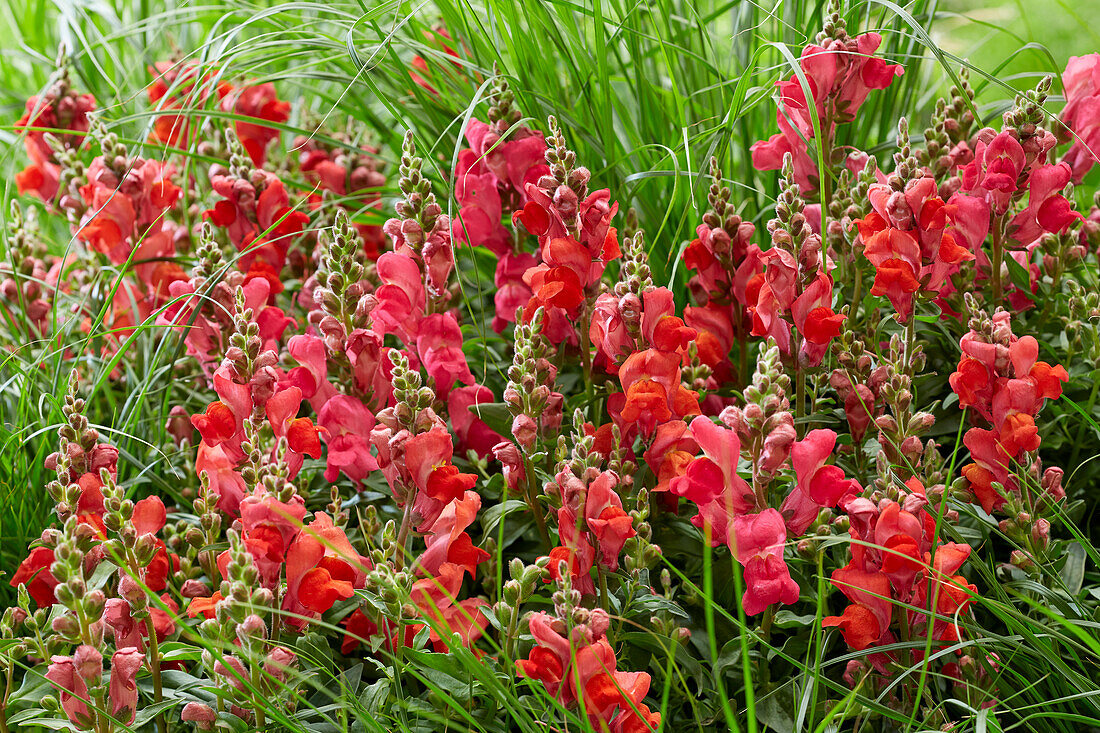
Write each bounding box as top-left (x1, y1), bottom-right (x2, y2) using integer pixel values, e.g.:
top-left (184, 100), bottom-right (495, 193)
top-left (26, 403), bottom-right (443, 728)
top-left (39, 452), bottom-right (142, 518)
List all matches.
top-left (872, 331), bottom-right (935, 478)
top-left (0, 202), bottom-right (51, 334)
top-left (722, 339), bottom-right (796, 498)
top-left (770, 154), bottom-right (822, 285)
top-left (393, 131), bottom-right (444, 251)
top-left (504, 308), bottom-right (563, 450)
top-left (310, 209), bottom-right (373, 342)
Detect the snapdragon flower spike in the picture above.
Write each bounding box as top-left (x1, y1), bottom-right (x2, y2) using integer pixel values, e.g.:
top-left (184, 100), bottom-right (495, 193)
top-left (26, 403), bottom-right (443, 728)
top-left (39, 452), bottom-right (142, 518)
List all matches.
top-left (383, 131), bottom-right (457, 307)
top-left (15, 58), bottom-right (96, 202)
top-left (1, 203), bottom-right (54, 336)
top-left (190, 289), bottom-right (320, 513)
top-left (504, 307), bottom-right (564, 450)
top-left (831, 335), bottom-right (889, 443)
top-left (854, 120), bottom-right (988, 321)
top-left (749, 155), bottom-right (844, 365)
top-left (516, 601), bottom-right (660, 732)
top-left (370, 350), bottom-right (480, 532)
top-left (948, 306), bottom-right (1068, 512)
top-left (751, 8), bottom-right (903, 192)
top-left (12, 372), bottom-right (122, 606)
top-left (825, 482), bottom-right (976, 666)
top-left (537, 415), bottom-right (635, 593)
top-left (679, 161), bottom-right (764, 388)
top-left (453, 76), bottom-right (549, 333)
top-left (514, 116), bottom-right (620, 344)
top-left (203, 132), bottom-right (309, 276)
top-left (74, 124), bottom-right (187, 306)
top-left (591, 235), bottom-right (697, 374)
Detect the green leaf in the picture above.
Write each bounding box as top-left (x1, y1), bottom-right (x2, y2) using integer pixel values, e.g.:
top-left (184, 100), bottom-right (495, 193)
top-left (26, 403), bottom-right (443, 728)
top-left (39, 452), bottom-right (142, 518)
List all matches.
top-left (133, 699), bottom-right (181, 728)
top-left (466, 401), bottom-right (513, 437)
top-left (1062, 541), bottom-right (1086, 595)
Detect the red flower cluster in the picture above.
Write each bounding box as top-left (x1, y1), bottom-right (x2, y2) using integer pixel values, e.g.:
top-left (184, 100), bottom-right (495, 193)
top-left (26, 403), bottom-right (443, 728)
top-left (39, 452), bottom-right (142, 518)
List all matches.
top-left (751, 28), bottom-right (903, 191)
top-left (854, 175), bottom-right (987, 321)
top-left (518, 609), bottom-right (661, 733)
top-left (825, 482), bottom-right (976, 671)
top-left (14, 71), bottom-right (95, 202)
top-left (148, 60), bottom-right (289, 165)
top-left (949, 310), bottom-right (1068, 513)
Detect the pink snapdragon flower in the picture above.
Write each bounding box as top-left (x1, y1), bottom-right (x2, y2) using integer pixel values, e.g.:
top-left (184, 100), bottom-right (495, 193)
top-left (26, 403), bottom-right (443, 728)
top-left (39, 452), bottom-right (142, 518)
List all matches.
top-left (752, 31), bottom-right (903, 191)
top-left (1061, 53), bottom-right (1100, 181)
top-left (733, 509), bottom-right (800, 615)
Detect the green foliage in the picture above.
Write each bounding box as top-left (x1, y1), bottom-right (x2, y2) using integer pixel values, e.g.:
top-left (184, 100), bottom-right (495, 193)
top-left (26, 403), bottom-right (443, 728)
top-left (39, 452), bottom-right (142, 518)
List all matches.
top-left (1, 1), bottom-right (1099, 732)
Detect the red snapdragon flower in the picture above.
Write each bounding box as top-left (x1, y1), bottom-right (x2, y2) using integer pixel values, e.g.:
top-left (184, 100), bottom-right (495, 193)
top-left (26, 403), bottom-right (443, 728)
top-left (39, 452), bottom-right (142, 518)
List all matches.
top-left (733, 509), bottom-right (800, 615)
top-left (220, 82), bottom-right (290, 166)
top-left (283, 513), bottom-right (368, 625)
top-left (780, 429), bottom-right (860, 534)
top-left (752, 31), bottom-right (903, 191)
top-left (15, 84), bottom-right (95, 202)
top-left (670, 416), bottom-right (755, 545)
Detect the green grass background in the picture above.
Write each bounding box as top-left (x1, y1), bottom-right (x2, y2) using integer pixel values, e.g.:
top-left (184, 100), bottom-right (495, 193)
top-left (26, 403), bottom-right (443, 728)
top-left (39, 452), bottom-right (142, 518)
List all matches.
top-left (1, 1), bottom-right (1100, 730)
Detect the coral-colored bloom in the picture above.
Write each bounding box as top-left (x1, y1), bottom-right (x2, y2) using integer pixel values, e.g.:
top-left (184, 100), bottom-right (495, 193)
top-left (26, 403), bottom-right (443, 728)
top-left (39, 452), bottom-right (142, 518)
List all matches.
top-left (109, 647), bottom-right (144, 724)
top-left (283, 513), bottom-right (368, 623)
top-left (405, 426), bottom-right (478, 505)
top-left (733, 509), bottom-right (799, 615)
top-left (670, 416), bottom-right (755, 545)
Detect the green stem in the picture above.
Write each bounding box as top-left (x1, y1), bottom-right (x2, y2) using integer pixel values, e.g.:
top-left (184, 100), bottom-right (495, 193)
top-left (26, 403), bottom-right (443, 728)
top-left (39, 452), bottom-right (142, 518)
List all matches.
top-left (1070, 377), bottom-right (1100, 469)
top-left (794, 363), bottom-right (806, 439)
top-left (991, 215), bottom-right (1005, 304)
top-left (0, 659), bottom-right (12, 733)
top-left (851, 255), bottom-right (862, 321)
top-left (522, 454), bottom-right (552, 550)
top-left (144, 614), bottom-right (165, 733)
top-left (395, 488), bottom-right (417, 569)
top-left (251, 662), bottom-right (267, 730)
top-left (597, 561), bottom-right (609, 613)
top-left (580, 300), bottom-right (595, 403)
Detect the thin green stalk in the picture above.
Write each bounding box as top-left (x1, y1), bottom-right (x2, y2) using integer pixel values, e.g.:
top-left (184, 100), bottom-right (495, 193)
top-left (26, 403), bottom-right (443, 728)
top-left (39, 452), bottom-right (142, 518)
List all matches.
top-left (0, 659), bottom-right (12, 733)
top-left (143, 614), bottom-right (165, 733)
top-left (991, 214), bottom-right (1005, 305)
top-left (702, 532), bottom-right (743, 733)
top-left (395, 487), bottom-right (417, 569)
top-left (521, 453), bottom-right (552, 550)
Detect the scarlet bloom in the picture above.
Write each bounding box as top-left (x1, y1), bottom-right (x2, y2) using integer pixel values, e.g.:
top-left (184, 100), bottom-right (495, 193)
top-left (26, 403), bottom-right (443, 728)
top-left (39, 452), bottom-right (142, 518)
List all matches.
top-left (10, 546), bottom-right (58, 607)
top-left (670, 416), bottom-right (755, 545)
top-left (405, 426), bottom-right (478, 503)
top-left (781, 429), bottom-right (860, 534)
top-left (823, 567), bottom-right (893, 650)
top-left (858, 221), bottom-right (922, 321)
top-left (187, 593), bottom-right (225, 620)
top-left (283, 513), bottom-right (368, 622)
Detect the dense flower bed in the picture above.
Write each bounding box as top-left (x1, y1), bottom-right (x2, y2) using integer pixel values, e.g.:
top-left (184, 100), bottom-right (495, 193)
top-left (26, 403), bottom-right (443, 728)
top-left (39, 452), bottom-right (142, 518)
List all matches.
top-left (1, 7), bottom-right (1098, 732)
